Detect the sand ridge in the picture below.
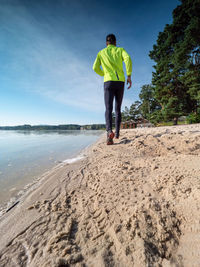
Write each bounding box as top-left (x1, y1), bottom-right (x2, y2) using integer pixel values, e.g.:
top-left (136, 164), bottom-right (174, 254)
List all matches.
top-left (0, 124), bottom-right (200, 266)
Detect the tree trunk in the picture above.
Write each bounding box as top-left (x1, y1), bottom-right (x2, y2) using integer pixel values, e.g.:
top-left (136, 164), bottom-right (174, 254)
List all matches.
top-left (173, 117), bottom-right (178, 125)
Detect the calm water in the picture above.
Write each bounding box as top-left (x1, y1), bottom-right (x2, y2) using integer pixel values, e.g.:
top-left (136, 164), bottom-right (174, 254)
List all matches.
top-left (0, 130), bottom-right (103, 207)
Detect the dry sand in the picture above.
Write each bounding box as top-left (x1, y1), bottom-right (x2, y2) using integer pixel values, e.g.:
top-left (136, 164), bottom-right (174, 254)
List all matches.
top-left (0, 124), bottom-right (200, 267)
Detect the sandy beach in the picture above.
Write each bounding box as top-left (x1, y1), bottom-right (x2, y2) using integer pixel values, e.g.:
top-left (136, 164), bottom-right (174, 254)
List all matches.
top-left (0, 124), bottom-right (200, 267)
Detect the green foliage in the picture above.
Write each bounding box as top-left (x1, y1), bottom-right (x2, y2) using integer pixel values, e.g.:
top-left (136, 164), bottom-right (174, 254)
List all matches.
top-left (157, 121), bottom-right (188, 126)
top-left (120, 85), bottom-right (162, 124)
top-left (121, 106), bottom-right (131, 121)
top-left (129, 101), bottom-right (141, 120)
top-left (149, 0), bottom-right (200, 123)
top-left (121, 101), bottom-right (142, 122)
top-left (139, 84), bottom-right (161, 120)
top-left (148, 110), bottom-right (164, 125)
top-left (186, 113), bottom-right (200, 124)
top-left (90, 124), bottom-right (106, 130)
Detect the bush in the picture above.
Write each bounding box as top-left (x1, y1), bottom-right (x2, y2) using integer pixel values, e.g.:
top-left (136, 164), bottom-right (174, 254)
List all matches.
top-left (148, 110), bottom-right (164, 125)
top-left (186, 113), bottom-right (200, 124)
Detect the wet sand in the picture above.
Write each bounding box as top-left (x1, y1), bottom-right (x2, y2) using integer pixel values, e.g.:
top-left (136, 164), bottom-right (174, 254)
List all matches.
top-left (0, 124), bottom-right (200, 266)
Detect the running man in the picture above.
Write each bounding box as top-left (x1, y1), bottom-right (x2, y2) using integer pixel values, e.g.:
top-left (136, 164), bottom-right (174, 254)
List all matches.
top-left (93, 34), bottom-right (132, 145)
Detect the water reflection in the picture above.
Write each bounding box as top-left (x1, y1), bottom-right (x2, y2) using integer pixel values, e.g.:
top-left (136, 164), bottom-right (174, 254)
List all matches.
top-left (3, 130), bottom-right (104, 136)
top-left (0, 130), bottom-right (103, 206)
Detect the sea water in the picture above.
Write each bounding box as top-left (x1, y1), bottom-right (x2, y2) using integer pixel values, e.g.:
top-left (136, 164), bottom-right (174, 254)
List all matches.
top-left (0, 130), bottom-right (103, 208)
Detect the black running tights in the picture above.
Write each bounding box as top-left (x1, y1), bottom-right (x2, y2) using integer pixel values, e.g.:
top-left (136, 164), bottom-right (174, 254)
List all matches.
top-left (104, 81), bottom-right (124, 135)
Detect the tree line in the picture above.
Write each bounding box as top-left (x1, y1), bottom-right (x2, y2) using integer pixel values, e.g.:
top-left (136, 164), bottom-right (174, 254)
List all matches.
top-left (118, 84), bottom-right (161, 124)
top-left (121, 0), bottom-right (200, 125)
top-left (0, 124), bottom-right (106, 131)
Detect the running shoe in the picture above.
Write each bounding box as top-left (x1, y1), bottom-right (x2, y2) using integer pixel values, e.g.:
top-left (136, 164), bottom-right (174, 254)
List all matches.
top-left (107, 131), bottom-right (115, 145)
top-left (115, 132), bottom-right (119, 139)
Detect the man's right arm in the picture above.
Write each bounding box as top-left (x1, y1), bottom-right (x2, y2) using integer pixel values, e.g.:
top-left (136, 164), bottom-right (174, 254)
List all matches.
top-left (127, 75), bottom-right (132, 89)
top-left (93, 53), bottom-right (104, 76)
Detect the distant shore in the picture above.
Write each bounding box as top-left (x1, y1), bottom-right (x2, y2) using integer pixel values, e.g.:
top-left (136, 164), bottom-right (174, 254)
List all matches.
top-left (0, 124), bottom-right (106, 131)
top-left (0, 124), bottom-right (200, 266)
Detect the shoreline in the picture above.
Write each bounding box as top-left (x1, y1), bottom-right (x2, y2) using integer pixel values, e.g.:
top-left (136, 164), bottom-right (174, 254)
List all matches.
top-left (0, 132), bottom-right (105, 217)
top-left (0, 132), bottom-right (105, 253)
top-left (0, 125), bottom-right (200, 266)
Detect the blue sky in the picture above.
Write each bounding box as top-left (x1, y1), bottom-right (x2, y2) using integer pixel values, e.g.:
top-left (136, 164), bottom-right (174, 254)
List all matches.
top-left (0, 0), bottom-right (180, 126)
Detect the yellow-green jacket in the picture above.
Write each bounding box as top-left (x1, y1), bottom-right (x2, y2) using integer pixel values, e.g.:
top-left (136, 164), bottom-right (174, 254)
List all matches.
top-left (93, 44), bottom-right (132, 82)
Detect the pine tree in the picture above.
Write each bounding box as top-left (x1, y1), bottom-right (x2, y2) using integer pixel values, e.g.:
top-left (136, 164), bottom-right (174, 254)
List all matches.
top-left (129, 101), bottom-right (141, 120)
top-left (139, 84), bottom-right (161, 119)
top-left (121, 106), bottom-right (130, 122)
top-left (149, 0), bottom-right (200, 124)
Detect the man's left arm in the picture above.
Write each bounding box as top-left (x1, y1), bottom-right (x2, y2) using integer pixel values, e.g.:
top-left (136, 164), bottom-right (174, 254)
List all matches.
top-left (122, 49), bottom-right (132, 89)
top-left (122, 48), bottom-right (132, 77)
top-left (93, 53), bottom-right (104, 76)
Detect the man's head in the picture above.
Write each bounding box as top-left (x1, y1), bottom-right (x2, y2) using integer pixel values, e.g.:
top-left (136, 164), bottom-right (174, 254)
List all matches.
top-left (106, 34), bottom-right (116, 46)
